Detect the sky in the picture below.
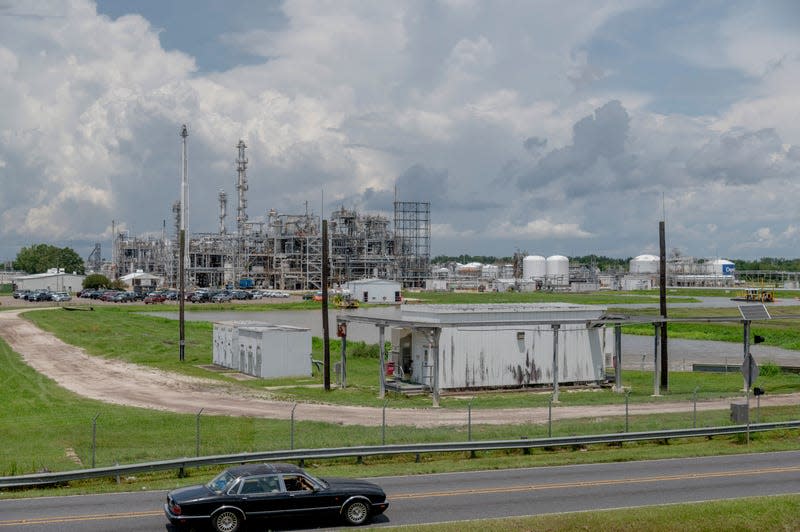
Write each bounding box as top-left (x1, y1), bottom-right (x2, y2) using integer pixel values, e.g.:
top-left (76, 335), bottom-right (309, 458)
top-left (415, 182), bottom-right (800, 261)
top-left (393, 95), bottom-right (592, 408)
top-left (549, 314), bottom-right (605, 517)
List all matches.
top-left (1, 0), bottom-right (799, 264)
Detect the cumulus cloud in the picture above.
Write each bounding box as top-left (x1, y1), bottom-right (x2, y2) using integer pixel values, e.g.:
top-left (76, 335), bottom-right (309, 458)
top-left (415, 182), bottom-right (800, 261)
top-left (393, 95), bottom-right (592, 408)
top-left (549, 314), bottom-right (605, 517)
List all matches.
top-left (1, 0), bottom-right (800, 262)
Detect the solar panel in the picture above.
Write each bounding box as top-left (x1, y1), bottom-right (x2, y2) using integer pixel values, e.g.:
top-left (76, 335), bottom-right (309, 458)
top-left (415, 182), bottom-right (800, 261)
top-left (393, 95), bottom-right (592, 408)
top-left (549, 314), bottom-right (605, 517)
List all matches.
top-left (738, 304), bottom-right (772, 321)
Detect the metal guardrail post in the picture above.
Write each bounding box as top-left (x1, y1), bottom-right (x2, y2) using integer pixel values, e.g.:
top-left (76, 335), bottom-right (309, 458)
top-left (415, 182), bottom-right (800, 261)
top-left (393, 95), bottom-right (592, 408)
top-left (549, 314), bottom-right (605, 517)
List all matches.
top-left (91, 413), bottom-right (100, 468)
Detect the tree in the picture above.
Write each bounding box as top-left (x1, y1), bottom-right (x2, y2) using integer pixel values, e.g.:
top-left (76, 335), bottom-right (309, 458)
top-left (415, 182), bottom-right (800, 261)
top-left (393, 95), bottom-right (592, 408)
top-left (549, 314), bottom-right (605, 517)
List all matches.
top-left (13, 244), bottom-right (85, 275)
top-left (82, 274), bottom-right (111, 290)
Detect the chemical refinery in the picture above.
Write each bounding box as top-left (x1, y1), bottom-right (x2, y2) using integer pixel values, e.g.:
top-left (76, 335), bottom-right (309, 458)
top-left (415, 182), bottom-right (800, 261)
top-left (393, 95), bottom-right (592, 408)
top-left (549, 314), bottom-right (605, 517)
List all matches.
top-left (104, 139), bottom-right (430, 290)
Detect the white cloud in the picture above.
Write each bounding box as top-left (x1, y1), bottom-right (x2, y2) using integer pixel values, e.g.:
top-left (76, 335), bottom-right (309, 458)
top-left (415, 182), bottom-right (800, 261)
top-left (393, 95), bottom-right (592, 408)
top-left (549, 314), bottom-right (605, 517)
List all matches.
top-left (1, 0), bottom-right (799, 262)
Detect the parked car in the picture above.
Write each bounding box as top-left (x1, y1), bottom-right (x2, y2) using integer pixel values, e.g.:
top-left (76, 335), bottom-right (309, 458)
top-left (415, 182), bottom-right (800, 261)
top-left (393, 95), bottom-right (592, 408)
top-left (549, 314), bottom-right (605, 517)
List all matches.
top-left (29, 291), bottom-right (52, 301)
top-left (164, 462), bottom-right (388, 532)
top-left (13, 289), bottom-right (30, 299)
top-left (144, 292), bottom-right (166, 304)
top-left (211, 291), bottom-right (232, 303)
top-left (51, 292), bottom-right (72, 302)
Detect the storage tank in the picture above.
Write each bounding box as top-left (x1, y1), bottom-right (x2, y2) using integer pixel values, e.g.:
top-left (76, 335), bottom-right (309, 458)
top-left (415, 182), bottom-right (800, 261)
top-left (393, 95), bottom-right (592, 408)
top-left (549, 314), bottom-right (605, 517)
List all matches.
top-left (709, 259), bottom-right (735, 277)
top-left (456, 262), bottom-right (482, 276)
top-left (522, 255), bottom-right (546, 280)
top-left (629, 254), bottom-right (660, 274)
top-left (481, 264), bottom-right (499, 279)
top-left (546, 255), bottom-right (569, 286)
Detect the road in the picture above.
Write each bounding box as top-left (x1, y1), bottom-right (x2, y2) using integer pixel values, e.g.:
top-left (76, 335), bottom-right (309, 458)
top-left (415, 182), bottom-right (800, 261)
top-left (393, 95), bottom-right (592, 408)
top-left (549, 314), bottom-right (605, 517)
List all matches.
top-left (2, 451), bottom-right (800, 531)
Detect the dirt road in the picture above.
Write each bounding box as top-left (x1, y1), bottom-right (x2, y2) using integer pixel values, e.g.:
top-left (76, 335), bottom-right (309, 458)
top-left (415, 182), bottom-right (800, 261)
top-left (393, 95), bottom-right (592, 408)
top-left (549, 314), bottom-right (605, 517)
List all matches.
top-left (1, 308), bottom-right (798, 428)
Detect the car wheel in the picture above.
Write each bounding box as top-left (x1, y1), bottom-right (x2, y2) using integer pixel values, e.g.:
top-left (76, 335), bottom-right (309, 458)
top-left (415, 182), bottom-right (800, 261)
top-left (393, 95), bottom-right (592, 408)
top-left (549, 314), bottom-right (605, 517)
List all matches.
top-left (342, 500), bottom-right (370, 525)
top-left (212, 509), bottom-right (242, 532)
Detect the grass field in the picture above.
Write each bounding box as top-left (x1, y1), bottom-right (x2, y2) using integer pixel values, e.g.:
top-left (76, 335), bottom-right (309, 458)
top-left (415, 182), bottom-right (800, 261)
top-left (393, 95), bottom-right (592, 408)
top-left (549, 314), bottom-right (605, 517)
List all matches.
top-left (4, 298), bottom-right (800, 528)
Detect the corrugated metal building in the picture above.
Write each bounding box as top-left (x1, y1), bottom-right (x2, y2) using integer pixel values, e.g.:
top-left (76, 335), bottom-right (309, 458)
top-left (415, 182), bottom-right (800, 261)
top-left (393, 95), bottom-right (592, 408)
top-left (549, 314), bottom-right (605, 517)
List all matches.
top-left (387, 304), bottom-right (610, 390)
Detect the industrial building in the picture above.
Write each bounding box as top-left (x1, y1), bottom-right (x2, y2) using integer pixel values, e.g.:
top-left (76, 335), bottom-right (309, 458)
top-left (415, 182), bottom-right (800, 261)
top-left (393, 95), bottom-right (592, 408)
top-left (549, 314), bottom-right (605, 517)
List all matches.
top-left (107, 140), bottom-right (430, 290)
top-left (12, 269), bottom-right (85, 293)
top-left (339, 303), bottom-right (611, 401)
top-left (212, 321), bottom-right (311, 379)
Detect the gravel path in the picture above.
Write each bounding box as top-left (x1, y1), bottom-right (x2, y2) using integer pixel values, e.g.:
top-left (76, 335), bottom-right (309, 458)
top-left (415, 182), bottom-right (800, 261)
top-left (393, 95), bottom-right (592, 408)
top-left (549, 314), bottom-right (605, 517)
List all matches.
top-left (2, 308), bottom-right (798, 428)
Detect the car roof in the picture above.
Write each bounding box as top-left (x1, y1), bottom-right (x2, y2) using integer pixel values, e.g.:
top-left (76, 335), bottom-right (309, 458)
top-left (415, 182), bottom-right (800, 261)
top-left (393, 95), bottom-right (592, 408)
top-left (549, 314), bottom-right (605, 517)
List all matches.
top-left (226, 462), bottom-right (304, 478)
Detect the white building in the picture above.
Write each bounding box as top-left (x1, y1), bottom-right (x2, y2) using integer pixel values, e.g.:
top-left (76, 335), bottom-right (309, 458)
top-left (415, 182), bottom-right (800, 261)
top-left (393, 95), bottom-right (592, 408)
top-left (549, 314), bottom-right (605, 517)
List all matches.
top-left (213, 321), bottom-right (311, 378)
top-left (345, 278), bottom-right (402, 304)
top-left (119, 269), bottom-right (162, 293)
top-left (12, 269), bottom-right (85, 293)
top-left (361, 303), bottom-right (611, 391)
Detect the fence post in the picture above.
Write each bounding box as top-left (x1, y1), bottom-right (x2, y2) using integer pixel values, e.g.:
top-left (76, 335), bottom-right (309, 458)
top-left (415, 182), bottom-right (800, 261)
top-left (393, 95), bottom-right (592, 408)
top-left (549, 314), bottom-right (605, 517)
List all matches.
top-left (196, 408), bottom-right (204, 457)
top-left (467, 399), bottom-right (473, 442)
top-left (625, 390), bottom-right (630, 433)
top-left (382, 400), bottom-right (388, 446)
top-left (548, 395), bottom-right (553, 438)
top-left (91, 413), bottom-right (100, 468)
top-left (290, 403), bottom-right (297, 450)
top-left (693, 387), bottom-right (699, 428)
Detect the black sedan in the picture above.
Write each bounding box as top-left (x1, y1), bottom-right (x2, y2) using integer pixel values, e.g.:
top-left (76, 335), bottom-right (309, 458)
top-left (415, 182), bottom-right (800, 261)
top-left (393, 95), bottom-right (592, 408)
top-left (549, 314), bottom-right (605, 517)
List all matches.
top-left (164, 462), bottom-right (388, 531)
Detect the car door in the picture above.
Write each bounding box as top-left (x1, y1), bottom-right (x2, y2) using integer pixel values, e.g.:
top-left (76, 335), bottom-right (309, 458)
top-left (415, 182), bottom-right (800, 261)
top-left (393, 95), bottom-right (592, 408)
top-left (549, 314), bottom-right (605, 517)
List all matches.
top-left (276, 473), bottom-right (338, 517)
top-left (235, 474), bottom-right (287, 518)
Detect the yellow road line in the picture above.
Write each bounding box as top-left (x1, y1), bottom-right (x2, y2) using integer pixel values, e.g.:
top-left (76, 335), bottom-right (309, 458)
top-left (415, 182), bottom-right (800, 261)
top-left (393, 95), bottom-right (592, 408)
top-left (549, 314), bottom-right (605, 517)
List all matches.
top-left (389, 464), bottom-right (800, 500)
top-left (0, 510), bottom-right (162, 527)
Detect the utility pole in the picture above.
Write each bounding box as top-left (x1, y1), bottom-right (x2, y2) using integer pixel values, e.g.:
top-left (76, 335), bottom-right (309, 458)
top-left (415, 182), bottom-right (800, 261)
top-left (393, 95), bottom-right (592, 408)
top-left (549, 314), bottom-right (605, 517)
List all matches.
top-left (659, 220), bottom-right (668, 390)
top-left (179, 125), bottom-right (188, 362)
top-left (322, 220), bottom-right (331, 390)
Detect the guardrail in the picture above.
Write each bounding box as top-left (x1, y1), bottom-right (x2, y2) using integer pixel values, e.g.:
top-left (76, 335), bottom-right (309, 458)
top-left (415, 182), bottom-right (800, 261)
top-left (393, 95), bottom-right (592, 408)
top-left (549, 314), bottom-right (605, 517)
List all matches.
top-left (2, 420), bottom-right (799, 490)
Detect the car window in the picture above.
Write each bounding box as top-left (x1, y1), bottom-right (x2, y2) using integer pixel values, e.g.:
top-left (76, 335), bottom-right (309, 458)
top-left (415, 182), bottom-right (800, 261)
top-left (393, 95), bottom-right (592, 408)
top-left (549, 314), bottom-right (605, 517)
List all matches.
top-left (282, 474), bottom-right (315, 492)
top-left (206, 470), bottom-right (237, 494)
top-left (240, 475), bottom-right (280, 495)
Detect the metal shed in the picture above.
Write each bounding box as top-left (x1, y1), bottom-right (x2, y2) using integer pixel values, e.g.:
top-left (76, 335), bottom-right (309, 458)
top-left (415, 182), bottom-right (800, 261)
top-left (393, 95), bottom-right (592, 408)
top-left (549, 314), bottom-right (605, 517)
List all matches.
top-left (344, 278), bottom-right (402, 304)
top-left (213, 321), bottom-right (311, 379)
top-left (338, 303), bottom-right (612, 405)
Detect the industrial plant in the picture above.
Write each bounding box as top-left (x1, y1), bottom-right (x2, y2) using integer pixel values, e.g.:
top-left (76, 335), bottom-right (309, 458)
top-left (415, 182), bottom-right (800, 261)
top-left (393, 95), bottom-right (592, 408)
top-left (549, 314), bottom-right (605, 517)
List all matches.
top-left (103, 139), bottom-right (431, 291)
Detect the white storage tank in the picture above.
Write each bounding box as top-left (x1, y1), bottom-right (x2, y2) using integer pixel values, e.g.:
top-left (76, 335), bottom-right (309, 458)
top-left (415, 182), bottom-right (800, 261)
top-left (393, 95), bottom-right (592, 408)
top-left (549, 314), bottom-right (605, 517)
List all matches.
top-left (629, 254), bottom-right (660, 274)
top-left (709, 259), bottom-right (735, 277)
top-left (522, 255), bottom-right (546, 280)
top-left (546, 255), bottom-right (569, 286)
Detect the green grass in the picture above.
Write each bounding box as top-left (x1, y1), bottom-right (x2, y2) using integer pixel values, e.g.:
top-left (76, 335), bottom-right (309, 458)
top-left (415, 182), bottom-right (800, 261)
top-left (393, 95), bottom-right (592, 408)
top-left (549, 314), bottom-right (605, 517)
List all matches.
top-left (4, 312), bottom-right (800, 482)
top-left (21, 307), bottom-right (800, 409)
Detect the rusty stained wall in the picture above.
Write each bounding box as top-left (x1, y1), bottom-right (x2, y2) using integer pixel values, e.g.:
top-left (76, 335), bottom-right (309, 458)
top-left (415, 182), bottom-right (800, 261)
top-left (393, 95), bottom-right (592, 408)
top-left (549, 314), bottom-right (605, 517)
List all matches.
top-left (430, 325), bottom-right (607, 390)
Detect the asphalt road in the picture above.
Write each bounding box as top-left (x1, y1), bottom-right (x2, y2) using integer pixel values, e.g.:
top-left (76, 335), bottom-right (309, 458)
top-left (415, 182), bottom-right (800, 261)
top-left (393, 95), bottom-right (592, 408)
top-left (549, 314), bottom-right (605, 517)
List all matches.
top-left (3, 451), bottom-right (800, 531)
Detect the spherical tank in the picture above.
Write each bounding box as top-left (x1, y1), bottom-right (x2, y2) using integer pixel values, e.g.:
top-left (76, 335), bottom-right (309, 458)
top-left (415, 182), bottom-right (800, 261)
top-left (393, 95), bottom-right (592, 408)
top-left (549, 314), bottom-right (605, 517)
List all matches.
top-left (523, 255), bottom-right (546, 280)
top-left (546, 255), bottom-right (569, 285)
top-left (629, 254), bottom-right (659, 274)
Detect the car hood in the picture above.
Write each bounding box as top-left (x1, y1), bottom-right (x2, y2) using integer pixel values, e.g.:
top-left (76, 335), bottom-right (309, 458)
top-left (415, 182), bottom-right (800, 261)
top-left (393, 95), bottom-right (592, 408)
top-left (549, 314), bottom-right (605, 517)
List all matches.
top-left (168, 484), bottom-right (216, 503)
top-left (325, 477), bottom-right (386, 496)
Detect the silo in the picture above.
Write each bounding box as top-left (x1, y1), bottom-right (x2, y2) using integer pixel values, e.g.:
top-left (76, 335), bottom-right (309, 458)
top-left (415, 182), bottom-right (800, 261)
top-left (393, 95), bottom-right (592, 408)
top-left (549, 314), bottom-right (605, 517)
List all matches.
top-left (629, 254), bottom-right (660, 274)
top-left (522, 255), bottom-right (546, 280)
top-left (546, 255), bottom-right (569, 286)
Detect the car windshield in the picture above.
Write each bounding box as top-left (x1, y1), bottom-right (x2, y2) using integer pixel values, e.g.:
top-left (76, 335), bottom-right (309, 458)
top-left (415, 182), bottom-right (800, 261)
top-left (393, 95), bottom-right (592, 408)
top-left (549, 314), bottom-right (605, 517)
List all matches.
top-left (206, 470), bottom-right (238, 494)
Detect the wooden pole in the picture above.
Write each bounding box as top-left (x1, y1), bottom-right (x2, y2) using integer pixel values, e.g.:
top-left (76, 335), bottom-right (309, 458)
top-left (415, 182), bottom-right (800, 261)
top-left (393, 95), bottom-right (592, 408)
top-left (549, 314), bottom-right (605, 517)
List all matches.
top-left (322, 220), bottom-right (330, 391)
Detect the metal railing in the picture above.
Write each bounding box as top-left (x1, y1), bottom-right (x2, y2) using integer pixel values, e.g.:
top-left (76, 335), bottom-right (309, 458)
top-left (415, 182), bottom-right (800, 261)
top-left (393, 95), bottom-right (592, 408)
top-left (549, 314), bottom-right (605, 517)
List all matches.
top-left (2, 420), bottom-right (798, 490)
